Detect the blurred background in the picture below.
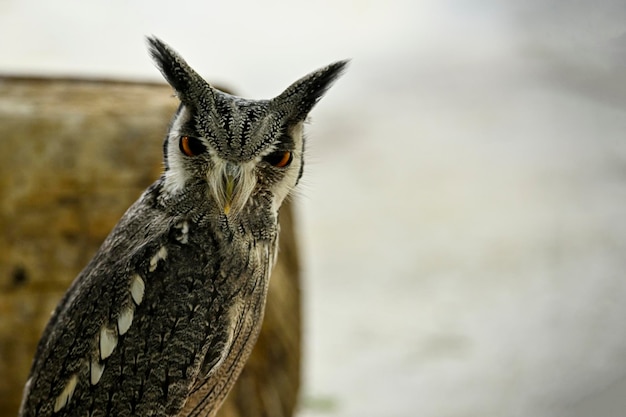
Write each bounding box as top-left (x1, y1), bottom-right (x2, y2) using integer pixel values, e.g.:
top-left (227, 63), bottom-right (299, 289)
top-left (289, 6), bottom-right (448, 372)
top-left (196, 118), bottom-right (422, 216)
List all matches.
top-left (2, 1), bottom-right (626, 416)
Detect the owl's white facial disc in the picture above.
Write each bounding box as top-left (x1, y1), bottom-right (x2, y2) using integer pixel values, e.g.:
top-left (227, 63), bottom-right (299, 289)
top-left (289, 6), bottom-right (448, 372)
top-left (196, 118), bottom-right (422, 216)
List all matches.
top-left (163, 105), bottom-right (193, 195)
top-left (267, 122), bottom-right (304, 209)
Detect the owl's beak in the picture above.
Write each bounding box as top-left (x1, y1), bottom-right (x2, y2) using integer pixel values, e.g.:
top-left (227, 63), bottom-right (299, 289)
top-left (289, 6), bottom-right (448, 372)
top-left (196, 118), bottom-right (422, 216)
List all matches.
top-left (223, 175), bottom-right (235, 215)
top-left (210, 162), bottom-right (256, 217)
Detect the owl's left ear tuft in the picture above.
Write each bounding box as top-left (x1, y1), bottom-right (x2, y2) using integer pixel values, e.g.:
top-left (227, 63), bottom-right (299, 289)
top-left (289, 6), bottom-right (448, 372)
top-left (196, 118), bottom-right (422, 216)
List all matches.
top-left (147, 36), bottom-right (202, 100)
top-left (272, 60), bottom-right (349, 123)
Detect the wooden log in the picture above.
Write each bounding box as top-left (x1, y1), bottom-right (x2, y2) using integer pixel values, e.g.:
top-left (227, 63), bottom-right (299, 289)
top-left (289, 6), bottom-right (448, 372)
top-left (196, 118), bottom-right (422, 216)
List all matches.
top-left (0, 77), bottom-right (301, 417)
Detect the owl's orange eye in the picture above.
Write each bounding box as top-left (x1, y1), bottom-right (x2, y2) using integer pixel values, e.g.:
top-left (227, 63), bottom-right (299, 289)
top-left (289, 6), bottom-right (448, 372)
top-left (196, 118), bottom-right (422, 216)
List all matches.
top-left (179, 136), bottom-right (206, 157)
top-left (264, 151), bottom-right (293, 168)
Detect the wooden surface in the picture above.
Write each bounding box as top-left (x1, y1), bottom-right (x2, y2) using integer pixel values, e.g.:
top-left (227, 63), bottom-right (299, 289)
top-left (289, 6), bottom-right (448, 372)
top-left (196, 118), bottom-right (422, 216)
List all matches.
top-left (0, 77), bottom-right (301, 417)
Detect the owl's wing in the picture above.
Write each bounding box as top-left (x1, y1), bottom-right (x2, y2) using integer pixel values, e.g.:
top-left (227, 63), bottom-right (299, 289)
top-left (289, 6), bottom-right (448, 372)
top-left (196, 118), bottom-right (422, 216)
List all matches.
top-left (19, 188), bottom-right (234, 417)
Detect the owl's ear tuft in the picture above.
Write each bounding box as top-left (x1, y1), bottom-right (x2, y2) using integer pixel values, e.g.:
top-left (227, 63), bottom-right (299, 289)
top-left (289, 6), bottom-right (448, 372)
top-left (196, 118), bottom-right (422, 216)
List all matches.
top-left (147, 36), bottom-right (203, 101)
top-left (271, 60), bottom-right (349, 123)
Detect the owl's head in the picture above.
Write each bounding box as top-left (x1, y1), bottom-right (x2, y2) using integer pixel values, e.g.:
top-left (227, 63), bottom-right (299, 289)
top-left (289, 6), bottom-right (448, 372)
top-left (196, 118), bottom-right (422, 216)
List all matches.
top-left (148, 37), bottom-right (346, 219)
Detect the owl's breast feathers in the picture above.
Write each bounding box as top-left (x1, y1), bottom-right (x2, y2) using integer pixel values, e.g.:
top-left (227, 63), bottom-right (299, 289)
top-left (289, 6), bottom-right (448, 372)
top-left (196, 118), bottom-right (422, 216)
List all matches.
top-left (20, 180), bottom-right (278, 417)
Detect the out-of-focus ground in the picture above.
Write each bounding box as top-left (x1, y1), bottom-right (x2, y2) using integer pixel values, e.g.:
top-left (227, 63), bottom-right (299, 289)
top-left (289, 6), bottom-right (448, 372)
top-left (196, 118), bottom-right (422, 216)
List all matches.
top-left (2, 1), bottom-right (626, 416)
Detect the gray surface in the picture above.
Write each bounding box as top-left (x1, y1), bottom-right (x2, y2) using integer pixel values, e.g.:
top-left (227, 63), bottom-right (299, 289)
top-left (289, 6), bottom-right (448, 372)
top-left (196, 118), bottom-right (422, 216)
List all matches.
top-left (2, 1), bottom-right (626, 416)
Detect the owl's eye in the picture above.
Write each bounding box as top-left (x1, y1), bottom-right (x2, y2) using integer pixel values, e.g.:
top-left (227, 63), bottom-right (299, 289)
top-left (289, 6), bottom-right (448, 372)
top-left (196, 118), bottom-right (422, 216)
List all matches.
top-left (179, 136), bottom-right (206, 157)
top-left (263, 151), bottom-right (293, 168)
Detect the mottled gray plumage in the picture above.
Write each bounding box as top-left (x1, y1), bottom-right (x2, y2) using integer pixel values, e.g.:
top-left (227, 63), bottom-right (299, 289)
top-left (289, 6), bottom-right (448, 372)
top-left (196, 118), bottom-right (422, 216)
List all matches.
top-left (19, 37), bottom-right (346, 417)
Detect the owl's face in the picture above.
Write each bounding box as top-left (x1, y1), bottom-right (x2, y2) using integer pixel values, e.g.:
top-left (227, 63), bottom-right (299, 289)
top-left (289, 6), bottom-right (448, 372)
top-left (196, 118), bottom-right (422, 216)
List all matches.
top-left (149, 37), bottom-right (346, 219)
top-left (162, 99), bottom-right (305, 217)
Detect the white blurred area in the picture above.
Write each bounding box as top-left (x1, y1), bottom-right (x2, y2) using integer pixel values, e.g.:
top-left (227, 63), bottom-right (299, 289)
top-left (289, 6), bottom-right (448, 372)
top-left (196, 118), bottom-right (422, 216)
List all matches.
top-left (3, 1), bottom-right (626, 416)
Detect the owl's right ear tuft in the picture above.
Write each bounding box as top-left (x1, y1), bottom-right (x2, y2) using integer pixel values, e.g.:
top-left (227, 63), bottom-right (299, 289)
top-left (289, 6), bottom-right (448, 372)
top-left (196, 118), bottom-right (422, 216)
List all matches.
top-left (147, 36), bottom-right (197, 98)
top-left (271, 60), bottom-right (349, 124)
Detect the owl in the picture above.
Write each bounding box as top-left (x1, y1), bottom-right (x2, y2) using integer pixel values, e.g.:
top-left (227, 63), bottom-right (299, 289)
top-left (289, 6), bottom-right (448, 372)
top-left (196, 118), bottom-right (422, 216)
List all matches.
top-left (18, 37), bottom-right (346, 417)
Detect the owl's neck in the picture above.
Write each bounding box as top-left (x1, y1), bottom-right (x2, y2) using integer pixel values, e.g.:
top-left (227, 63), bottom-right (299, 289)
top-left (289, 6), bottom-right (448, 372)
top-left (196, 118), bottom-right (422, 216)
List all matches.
top-left (218, 203), bottom-right (279, 244)
top-left (154, 177), bottom-right (279, 243)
